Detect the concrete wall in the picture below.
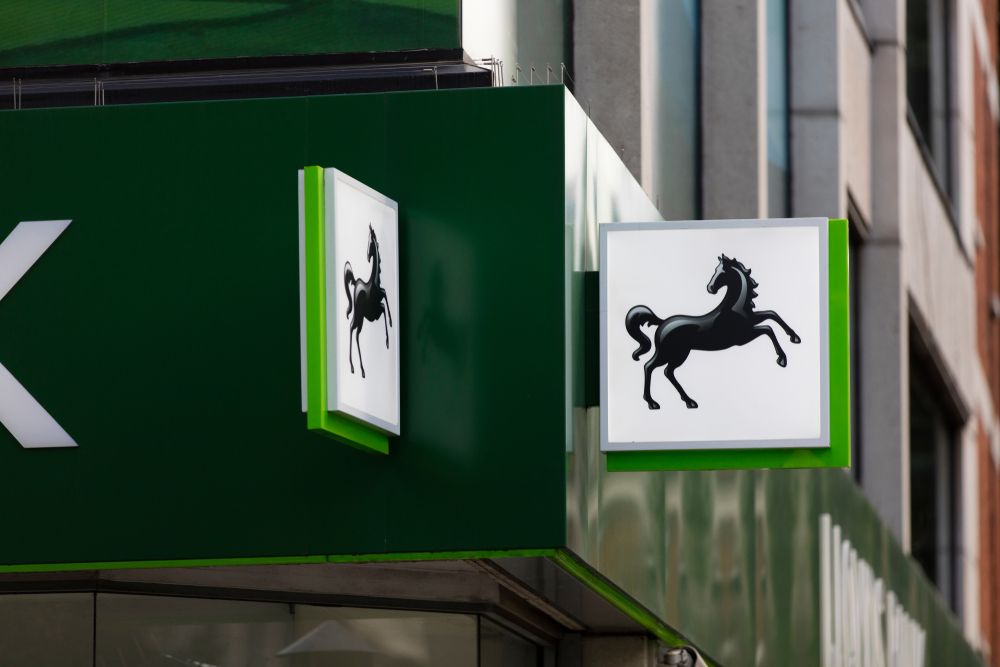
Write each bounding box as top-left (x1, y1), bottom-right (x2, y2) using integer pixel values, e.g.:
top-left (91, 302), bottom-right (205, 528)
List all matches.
top-left (842, 4), bottom-right (873, 221)
top-left (574, 0), bottom-right (699, 219)
top-left (462, 0), bottom-right (567, 86)
top-left (572, 0), bottom-right (642, 180)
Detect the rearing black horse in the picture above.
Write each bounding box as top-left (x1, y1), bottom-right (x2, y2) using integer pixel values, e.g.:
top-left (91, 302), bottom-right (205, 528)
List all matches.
top-left (344, 224), bottom-right (393, 378)
top-left (625, 254), bottom-right (800, 410)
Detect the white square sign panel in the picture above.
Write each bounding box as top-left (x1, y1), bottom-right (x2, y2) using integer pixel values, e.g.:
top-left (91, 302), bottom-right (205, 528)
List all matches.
top-left (325, 169), bottom-right (400, 435)
top-left (600, 219), bottom-right (829, 452)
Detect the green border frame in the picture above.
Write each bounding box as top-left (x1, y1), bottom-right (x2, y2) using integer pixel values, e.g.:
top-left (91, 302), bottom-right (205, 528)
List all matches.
top-left (606, 218), bottom-right (851, 471)
top-left (303, 166), bottom-right (389, 454)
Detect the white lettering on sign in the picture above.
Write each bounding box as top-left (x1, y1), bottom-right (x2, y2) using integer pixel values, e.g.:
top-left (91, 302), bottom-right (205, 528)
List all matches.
top-left (0, 220), bottom-right (76, 448)
top-left (820, 514), bottom-right (926, 667)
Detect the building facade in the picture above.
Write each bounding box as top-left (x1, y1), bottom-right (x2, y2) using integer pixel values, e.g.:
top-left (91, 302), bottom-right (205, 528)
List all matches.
top-left (0, 0), bottom-right (997, 666)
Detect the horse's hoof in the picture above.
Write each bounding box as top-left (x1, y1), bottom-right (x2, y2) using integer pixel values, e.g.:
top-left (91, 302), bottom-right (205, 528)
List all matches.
top-left (361, 371), bottom-right (366, 379)
top-left (632, 351), bottom-right (641, 361)
top-left (777, 356), bottom-right (787, 367)
top-left (350, 366), bottom-right (355, 374)
top-left (385, 340), bottom-right (389, 349)
top-left (646, 400), bottom-right (660, 410)
top-left (790, 334), bottom-right (801, 344)
top-left (686, 400), bottom-right (698, 409)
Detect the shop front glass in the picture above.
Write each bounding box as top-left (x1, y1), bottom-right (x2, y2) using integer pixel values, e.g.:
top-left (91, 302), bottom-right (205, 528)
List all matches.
top-left (0, 592), bottom-right (539, 666)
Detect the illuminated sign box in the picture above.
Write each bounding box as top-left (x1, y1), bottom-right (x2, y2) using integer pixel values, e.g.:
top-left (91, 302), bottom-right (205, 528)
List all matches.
top-left (299, 167), bottom-right (400, 454)
top-left (600, 218), bottom-right (850, 471)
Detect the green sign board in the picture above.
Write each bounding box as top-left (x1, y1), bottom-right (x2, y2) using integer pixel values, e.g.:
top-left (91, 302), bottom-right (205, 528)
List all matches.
top-left (0, 86), bottom-right (567, 568)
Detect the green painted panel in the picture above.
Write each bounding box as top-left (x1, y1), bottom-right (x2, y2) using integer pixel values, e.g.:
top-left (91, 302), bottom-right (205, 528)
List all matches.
top-left (0, 0), bottom-right (459, 68)
top-left (0, 86), bottom-right (566, 566)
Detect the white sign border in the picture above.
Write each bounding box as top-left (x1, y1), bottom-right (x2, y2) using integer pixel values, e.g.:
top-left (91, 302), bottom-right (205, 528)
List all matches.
top-left (324, 168), bottom-right (401, 437)
top-left (599, 218), bottom-right (830, 452)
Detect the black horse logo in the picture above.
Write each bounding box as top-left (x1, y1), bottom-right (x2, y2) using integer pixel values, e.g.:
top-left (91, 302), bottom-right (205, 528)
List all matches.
top-left (344, 224), bottom-right (393, 378)
top-left (625, 254), bottom-right (800, 410)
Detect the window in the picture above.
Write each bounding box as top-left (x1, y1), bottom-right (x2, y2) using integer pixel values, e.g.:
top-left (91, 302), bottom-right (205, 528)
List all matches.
top-left (0, 594), bottom-right (93, 666)
top-left (649, 0), bottom-right (701, 219)
top-left (909, 354), bottom-right (962, 613)
top-left (766, 0), bottom-right (789, 217)
top-left (479, 618), bottom-right (542, 667)
top-left (97, 595), bottom-right (481, 667)
top-left (0, 592), bottom-right (547, 667)
top-left (906, 0), bottom-right (952, 190)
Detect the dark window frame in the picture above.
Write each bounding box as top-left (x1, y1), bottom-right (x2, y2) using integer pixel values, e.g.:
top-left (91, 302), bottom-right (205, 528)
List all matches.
top-left (847, 199), bottom-right (868, 485)
top-left (906, 0), bottom-right (956, 201)
top-left (908, 305), bottom-right (967, 616)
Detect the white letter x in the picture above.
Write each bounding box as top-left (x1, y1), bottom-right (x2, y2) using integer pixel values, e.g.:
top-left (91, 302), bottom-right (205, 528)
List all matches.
top-left (0, 220), bottom-right (76, 448)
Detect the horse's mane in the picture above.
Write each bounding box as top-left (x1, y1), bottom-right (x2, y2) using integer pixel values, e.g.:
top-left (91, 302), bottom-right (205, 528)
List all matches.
top-left (727, 257), bottom-right (758, 310)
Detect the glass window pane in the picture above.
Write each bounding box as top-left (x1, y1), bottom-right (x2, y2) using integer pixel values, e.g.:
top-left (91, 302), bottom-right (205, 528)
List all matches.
top-left (652, 0), bottom-right (700, 219)
top-left (479, 618), bottom-right (539, 667)
top-left (284, 605), bottom-right (478, 666)
top-left (0, 593), bottom-right (93, 667)
top-left (908, 0), bottom-right (932, 138)
top-left (766, 0), bottom-right (789, 217)
top-left (907, 0), bottom-right (951, 189)
top-left (97, 593), bottom-right (294, 667)
top-left (909, 359), bottom-right (961, 613)
top-left (910, 374), bottom-right (940, 583)
top-left (96, 594), bottom-right (477, 667)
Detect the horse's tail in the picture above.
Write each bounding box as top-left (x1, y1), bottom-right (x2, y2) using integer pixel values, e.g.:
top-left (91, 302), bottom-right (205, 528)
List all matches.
top-left (344, 262), bottom-right (355, 319)
top-left (625, 305), bottom-right (663, 360)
